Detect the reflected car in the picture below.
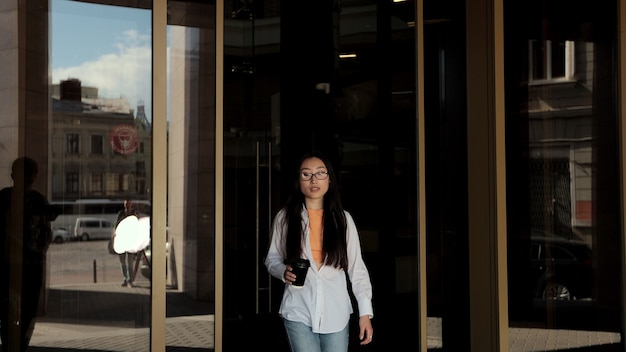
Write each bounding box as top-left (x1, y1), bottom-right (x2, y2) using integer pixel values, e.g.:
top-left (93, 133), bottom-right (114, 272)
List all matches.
top-left (74, 217), bottom-right (114, 241)
top-left (530, 234), bottom-right (593, 300)
top-left (52, 227), bottom-right (72, 244)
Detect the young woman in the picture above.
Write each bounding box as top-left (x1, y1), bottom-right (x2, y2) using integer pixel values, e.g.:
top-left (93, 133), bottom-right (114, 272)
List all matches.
top-left (265, 151), bottom-right (374, 352)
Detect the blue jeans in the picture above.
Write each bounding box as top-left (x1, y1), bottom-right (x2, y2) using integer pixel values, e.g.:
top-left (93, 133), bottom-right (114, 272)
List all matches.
top-left (119, 252), bottom-right (137, 282)
top-left (283, 319), bottom-right (349, 352)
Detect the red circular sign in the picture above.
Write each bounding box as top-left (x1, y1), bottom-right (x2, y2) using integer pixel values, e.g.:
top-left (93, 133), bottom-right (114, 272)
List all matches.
top-left (110, 124), bottom-right (139, 155)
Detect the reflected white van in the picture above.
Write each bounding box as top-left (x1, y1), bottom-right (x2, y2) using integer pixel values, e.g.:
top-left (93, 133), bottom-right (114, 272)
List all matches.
top-left (74, 217), bottom-right (114, 241)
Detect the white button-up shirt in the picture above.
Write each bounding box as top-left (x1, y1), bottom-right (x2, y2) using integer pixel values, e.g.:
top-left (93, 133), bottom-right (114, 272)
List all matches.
top-left (265, 206), bottom-right (374, 334)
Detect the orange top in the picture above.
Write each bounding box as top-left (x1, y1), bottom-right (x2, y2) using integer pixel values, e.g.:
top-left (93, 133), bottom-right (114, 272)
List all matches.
top-left (308, 208), bottom-right (324, 264)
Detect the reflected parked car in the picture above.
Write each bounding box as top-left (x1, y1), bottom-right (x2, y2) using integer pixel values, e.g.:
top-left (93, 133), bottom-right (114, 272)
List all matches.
top-left (74, 217), bottom-right (114, 241)
top-left (52, 227), bottom-right (72, 244)
top-left (530, 233), bottom-right (593, 300)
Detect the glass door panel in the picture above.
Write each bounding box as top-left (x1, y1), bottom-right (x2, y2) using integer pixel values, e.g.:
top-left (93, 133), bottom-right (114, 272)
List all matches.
top-left (37, 0), bottom-right (153, 349)
top-left (505, 0), bottom-right (622, 350)
top-left (222, 1), bottom-right (282, 348)
top-left (166, 1), bottom-right (217, 350)
top-left (223, 0), bottom-right (419, 350)
top-left (422, 1), bottom-right (470, 349)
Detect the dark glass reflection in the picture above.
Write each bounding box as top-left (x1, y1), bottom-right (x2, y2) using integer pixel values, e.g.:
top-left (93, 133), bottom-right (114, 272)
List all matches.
top-left (223, 0), bottom-right (419, 350)
top-left (0, 157), bottom-right (58, 351)
top-left (505, 0), bottom-right (622, 348)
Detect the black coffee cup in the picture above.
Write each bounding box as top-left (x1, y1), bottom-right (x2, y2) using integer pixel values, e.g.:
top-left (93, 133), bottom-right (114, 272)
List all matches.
top-left (291, 258), bottom-right (310, 287)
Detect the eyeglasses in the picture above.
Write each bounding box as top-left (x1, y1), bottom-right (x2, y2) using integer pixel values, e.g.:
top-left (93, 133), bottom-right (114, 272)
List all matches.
top-left (299, 171), bottom-right (329, 181)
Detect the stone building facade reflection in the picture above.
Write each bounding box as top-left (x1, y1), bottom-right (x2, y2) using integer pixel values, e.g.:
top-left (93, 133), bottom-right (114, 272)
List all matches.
top-left (50, 79), bottom-right (152, 202)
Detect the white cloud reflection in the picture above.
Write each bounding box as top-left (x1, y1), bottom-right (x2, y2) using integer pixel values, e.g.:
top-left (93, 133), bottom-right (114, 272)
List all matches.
top-left (52, 29), bottom-right (152, 121)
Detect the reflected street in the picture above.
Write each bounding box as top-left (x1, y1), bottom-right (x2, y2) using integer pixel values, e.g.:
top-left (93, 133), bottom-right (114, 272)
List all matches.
top-left (32, 240), bottom-right (215, 351)
top-left (47, 240), bottom-right (149, 286)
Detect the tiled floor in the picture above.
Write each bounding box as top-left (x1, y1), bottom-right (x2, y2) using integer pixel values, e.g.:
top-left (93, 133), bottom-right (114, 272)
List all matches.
top-left (25, 283), bottom-right (622, 351)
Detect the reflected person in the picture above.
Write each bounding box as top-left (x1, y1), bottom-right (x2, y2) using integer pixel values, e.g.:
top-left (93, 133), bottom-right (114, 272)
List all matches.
top-left (0, 157), bottom-right (57, 352)
top-left (115, 199), bottom-right (138, 287)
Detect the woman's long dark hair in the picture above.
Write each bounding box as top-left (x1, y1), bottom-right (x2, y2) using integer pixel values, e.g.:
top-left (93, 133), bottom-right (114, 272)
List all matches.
top-left (282, 151), bottom-right (348, 270)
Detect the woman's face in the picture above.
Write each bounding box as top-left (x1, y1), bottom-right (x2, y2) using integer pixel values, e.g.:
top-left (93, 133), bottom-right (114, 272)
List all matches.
top-left (299, 157), bottom-right (330, 204)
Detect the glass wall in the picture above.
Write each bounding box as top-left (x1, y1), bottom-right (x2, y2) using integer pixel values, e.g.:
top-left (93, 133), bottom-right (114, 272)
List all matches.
top-left (4, 1), bottom-right (217, 350)
top-left (37, 0), bottom-right (154, 349)
top-left (2, 0), bottom-right (624, 351)
top-left (505, 0), bottom-right (623, 350)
